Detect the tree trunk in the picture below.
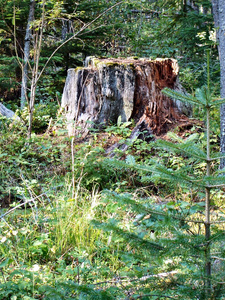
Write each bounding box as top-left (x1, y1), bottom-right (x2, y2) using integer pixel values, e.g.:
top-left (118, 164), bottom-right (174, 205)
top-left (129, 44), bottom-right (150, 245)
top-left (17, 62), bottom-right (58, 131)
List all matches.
top-left (212, 0), bottom-right (225, 169)
top-left (61, 57), bottom-right (191, 137)
top-left (218, 1), bottom-right (225, 169)
top-left (21, 0), bottom-right (35, 109)
top-left (27, 0), bottom-right (45, 139)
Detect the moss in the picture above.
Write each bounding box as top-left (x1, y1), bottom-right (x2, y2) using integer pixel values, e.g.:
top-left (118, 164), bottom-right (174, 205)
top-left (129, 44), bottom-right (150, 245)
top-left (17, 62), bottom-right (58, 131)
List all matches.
top-left (127, 56), bottom-right (139, 60)
top-left (79, 57), bottom-right (172, 72)
top-left (101, 62), bottom-right (120, 67)
top-left (90, 57), bottom-right (101, 68)
top-left (96, 61), bottom-right (135, 71)
top-left (75, 66), bottom-right (84, 71)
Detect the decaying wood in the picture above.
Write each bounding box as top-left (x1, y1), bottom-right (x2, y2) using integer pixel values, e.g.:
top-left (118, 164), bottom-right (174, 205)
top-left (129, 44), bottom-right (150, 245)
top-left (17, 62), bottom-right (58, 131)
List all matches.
top-left (61, 57), bottom-right (191, 138)
top-left (106, 116), bottom-right (154, 157)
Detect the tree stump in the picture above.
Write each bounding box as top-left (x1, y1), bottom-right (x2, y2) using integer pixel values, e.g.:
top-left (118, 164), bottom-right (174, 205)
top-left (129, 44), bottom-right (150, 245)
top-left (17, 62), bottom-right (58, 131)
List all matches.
top-left (61, 57), bottom-right (191, 136)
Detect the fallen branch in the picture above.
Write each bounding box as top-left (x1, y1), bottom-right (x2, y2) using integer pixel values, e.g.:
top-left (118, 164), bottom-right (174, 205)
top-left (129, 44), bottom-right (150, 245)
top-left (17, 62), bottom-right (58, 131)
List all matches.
top-left (0, 192), bottom-right (48, 220)
top-left (106, 118), bottom-right (154, 157)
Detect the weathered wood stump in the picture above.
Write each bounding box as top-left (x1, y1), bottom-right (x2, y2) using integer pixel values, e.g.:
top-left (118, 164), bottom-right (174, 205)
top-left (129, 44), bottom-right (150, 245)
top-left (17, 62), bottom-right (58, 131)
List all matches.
top-left (61, 57), bottom-right (191, 137)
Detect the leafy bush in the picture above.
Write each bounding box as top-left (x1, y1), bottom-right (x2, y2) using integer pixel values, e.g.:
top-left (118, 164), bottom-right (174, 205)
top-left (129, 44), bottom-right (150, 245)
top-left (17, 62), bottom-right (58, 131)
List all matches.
top-left (0, 117), bottom-right (69, 203)
top-left (20, 103), bottom-right (59, 133)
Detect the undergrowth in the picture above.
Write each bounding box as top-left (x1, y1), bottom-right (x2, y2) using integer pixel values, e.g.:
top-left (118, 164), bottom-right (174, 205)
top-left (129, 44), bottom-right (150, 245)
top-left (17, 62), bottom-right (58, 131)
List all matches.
top-left (0, 106), bottom-right (225, 299)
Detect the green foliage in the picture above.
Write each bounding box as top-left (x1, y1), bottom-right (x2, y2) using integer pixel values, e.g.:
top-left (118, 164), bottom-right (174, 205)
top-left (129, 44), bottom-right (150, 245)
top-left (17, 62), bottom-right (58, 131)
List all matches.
top-left (20, 102), bottom-right (59, 133)
top-left (104, 116), bottom-right (132, 137)
top-left (0, 186), bottom-right (112, 298)
top-left (1, 100), bottom-right (225, 299)
top-left (90, 84), bottom-right (225, 299)
top-left (0, 0), bottom-right (225, 298)
top-left (0, 0), bottom-right (220, 106)
top-left (0, 116), bottom-right (69, 202)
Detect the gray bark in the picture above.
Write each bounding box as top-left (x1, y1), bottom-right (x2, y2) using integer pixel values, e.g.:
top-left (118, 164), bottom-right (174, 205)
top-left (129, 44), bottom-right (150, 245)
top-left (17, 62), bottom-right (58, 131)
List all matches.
top-left (0, 103), bottom-right (19, 119)
top-left (211, 0), bottom-right (219, 30)
top-left (61, 19), bottom-right (73, 40)
top-left (218, 1), bottom-right (225, 169)
top-left (212, 0), bottom-right (225, 169)
top-left (27, 0), bottom-right (45, 139)
top-left (21, 0), bottom-right (35, 109)
top-left (62, 57), bottom-right (191, 136)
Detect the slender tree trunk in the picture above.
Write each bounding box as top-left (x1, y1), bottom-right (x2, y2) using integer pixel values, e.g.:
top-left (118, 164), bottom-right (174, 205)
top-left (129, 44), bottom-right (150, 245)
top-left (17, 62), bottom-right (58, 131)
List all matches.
top-left (218, 2), bottom-right (225, 169)
top-left (205, 103), bottom-right (211, 298)
top-left (27, 0), bottom-right (45, 139)
top-left (21, 0), bottom-right (35, 109)
top-left (25, 0), bottom-right (123, 138)
top-left (28, 74), bottom-right (36, 138)
top-left (61, 19), bottom-right (71, 71)
top-left (212, 0), bottom-right (225, 169)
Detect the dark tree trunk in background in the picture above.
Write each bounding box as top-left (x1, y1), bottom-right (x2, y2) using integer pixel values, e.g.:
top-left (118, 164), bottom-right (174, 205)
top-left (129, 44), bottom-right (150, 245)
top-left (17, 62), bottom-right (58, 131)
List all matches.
top-left (61, 57), bottom-right (191, 137)
top-left (21, 0), bottom-right (35, 109)
top-left (212, 0), bottom-right (225, 169)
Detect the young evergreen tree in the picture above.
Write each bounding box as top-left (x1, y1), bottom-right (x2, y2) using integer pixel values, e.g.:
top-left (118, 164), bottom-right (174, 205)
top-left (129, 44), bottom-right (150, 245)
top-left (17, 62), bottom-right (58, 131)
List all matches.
top-left (94, 60), bottom-right (225, 298)
top-left (162, 78), bottom-right (225, 298)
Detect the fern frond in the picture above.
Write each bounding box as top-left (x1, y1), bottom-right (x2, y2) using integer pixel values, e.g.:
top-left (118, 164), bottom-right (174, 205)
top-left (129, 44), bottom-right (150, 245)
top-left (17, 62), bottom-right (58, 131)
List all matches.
top-left (51, 281), bottom-right (114, 299)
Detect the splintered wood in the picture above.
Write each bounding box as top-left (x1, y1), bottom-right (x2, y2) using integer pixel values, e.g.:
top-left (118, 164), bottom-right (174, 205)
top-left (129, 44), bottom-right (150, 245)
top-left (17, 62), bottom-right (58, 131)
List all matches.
top-left (61, 57), bottom-right (191, 136)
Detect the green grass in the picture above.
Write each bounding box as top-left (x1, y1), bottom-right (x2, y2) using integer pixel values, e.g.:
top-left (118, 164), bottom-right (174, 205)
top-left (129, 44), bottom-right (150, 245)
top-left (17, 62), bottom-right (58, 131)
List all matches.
top-left (0, 114), bottom-right (225, 299)
top-left (0, 184), bottom-right (123, 298)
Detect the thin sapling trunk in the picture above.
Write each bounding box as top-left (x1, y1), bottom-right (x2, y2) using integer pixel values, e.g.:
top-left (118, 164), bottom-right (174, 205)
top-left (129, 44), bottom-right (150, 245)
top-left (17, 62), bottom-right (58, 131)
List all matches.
top-left (27, 0), bottom-right (45, 139)
top-left (205, 105), bottom-right (211, 298)
top-left (205, 51), bottom-right (211, 298)
top-left (21, 0), bottom-right (35, 109)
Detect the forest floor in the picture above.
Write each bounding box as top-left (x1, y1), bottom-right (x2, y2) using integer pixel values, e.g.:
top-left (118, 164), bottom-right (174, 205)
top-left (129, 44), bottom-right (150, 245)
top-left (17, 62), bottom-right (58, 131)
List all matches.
top-left (1, 112), bottom-right (225, 299)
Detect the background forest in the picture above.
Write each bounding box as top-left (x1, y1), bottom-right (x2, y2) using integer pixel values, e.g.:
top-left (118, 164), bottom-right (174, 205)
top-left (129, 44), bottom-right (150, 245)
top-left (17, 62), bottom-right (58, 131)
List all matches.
top-left (0, 0), bottom-right (225, 299)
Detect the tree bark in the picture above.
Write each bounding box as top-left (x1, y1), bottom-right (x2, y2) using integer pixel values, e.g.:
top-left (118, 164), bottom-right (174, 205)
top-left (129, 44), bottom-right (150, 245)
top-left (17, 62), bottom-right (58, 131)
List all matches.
top-left (21, 0), bottom-right (35, 109)
top-left (61, 57), bottom-right (191, 137)
top-left (212, 0), bottom-right (225, 169)
top-left (211, 0), bottom-right (219, 34)
top-left (218, 1), bottom-right (225, 169)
